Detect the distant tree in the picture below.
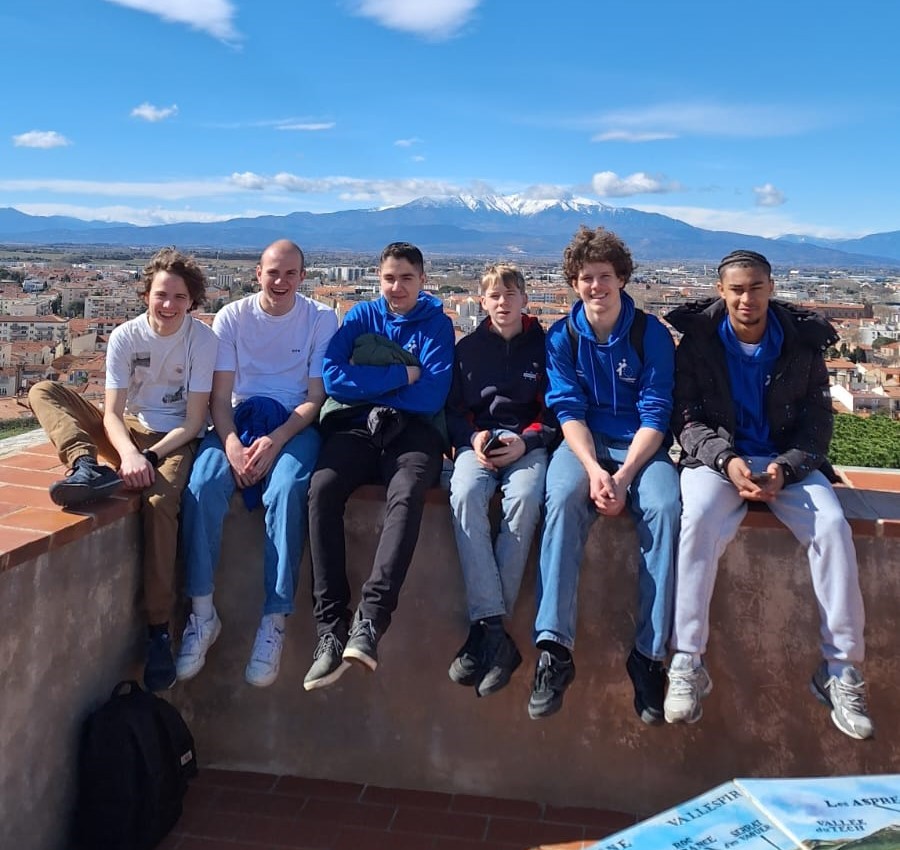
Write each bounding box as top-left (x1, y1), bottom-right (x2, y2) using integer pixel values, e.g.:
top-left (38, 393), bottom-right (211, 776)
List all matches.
top-left (825, 345), bottom-right (840, 359)
top-left (872, 336), bottom-right (895, 349)
top-left (66, 300), bottom-right (85, 318)
top-left (829, 413), bottom-right (900, 469)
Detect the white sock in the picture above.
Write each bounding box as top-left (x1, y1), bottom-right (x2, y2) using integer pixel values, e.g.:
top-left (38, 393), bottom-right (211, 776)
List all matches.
top-left (192, 594), bottom-right (214, 621)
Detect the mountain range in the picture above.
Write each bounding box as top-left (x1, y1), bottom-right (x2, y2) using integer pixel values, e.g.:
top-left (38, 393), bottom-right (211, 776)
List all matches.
top-left (2, 196), bottom-right (900, 267)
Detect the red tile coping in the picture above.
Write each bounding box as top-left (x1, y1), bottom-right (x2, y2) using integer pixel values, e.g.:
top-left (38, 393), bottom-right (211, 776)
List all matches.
top-left (0, 440), bottom-right (897, 575)
top-left (156, 768), bottom-right (638, 850)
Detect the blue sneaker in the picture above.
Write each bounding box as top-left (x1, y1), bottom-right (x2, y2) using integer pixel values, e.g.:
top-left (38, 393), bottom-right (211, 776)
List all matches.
top-left (49, 456), bottom-right (121, 507)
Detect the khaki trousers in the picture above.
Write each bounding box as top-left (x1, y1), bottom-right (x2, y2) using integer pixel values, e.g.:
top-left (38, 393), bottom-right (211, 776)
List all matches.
top-left (29, 380), bottom-right (198, 624)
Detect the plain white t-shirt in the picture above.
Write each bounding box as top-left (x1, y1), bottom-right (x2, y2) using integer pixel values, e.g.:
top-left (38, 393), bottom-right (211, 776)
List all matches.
top-left (212, 292), bottom-right (338, 410)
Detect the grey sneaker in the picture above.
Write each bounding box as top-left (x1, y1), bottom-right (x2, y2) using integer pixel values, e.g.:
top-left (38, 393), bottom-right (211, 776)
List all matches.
top-left (175, 610), bottom-right (222, 682)
top-left (343, 612), bottom-right (379, 671)
top-left (449, 622), bottom-right (486, 686)
top-left (527, 649), bottom-right (575, 719)
top-left (245, 616), bottom-right (284, 688)
top-left (49, 456), bottom-right (121, 507)
top-left (476, 627), bottom-right (521, 698)
top-left (810, 662), bottom-right (874, 740)
top-left (304, 630), bottom-right (351, 691)
top-left (664, 653), bottom-right (712, 724)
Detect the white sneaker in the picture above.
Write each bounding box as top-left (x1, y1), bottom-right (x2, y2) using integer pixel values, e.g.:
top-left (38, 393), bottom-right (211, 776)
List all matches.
top-left (811, 662), bottom-right (874, 740)
top-left (175, 611), bottom-right (222, 682)
top-left (664, 652), bottom-right (712, 724)
top-left (245, 616), bottom-right (284, 687)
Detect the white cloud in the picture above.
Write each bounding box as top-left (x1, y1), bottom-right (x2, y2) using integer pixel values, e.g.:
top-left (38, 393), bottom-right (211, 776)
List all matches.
top-left (411, 155), bottom-right (426, 162)
top-left (591, 101), bottom-right (832, 140)
top-left (394, 137), bottom-right (423, 147)
top-left (12, 130), bottom-right (71, 149)
top-left (229, 172), bottom-right (268, 190)
top-left (13, 202), bottom-right (234, 226)
top-left (277, 122), bottom-right (335, 131)
top-left (130, 102), bottom-right (179, 122)
top-left (0, 177), bottom-right (230, 199)
top-left (629, 203), bottom-right (858, 239)
top-left (349, 0), bottom-right (479, 38)
top-left (592, 130), bottom-right (676, 143)
top-left (592, 171), bottom-right (680, 198)
top-left (102, 0), bottom-right (239, 41)
top-left (754, 182), bottom-right (786, 207)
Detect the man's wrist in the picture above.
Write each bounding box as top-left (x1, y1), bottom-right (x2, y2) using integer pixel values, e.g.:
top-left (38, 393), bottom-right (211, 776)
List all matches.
top-left (715, 450), bottom-right (738, 474)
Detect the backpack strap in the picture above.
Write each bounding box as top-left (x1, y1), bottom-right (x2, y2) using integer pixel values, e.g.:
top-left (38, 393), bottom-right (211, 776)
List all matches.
top-left (567, 308), bottom-right (647, 364)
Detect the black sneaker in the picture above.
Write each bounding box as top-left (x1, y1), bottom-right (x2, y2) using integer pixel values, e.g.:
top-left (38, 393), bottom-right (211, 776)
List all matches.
top-left (343, 612), bottom-right (379, 671)
top-left (528, 650), bottom-right (575, 719)
top-left (144, 629), bottom-right (176, 692)
top-left (49, 456), bottom-right (121, 508)
top-left (304, 630), bottom-right (351, 691)
top-left (476, 627), bottom-right (522, 698)
top-left (626, 646), bottom-right (666, 725)
top-left (448, 623), bottom-right (487, 686)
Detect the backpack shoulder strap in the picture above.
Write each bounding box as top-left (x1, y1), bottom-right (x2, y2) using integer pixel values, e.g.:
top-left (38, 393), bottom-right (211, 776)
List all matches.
top-left (629, 308), bottom-right (647, 364)
top-left (566, 315), bottom-right (578, 363)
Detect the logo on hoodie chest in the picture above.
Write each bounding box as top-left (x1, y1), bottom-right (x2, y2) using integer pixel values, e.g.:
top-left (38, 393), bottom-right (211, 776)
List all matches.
top-left (616, 357), bottom-right (638, 384)
top-left (404, 337), bottom-right (419, 358)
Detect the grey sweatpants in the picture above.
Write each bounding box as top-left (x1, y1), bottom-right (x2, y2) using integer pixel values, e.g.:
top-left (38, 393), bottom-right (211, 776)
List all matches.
top-left (671, 460), bottom-right (865, 664)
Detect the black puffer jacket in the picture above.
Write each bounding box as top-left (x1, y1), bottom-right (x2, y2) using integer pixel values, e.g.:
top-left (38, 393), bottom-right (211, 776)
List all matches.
top-left (664, 298), bottom-right (838, 484)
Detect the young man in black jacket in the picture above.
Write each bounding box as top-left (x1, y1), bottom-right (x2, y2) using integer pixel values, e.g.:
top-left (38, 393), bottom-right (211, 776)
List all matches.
top-left (663, 249), bottom-right (872, 740)
top-left (445, 264), bottom-right (557, 698)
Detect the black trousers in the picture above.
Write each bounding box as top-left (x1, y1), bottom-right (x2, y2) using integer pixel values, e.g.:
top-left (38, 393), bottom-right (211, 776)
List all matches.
top-left (308, 418), bottom-right (444, 636)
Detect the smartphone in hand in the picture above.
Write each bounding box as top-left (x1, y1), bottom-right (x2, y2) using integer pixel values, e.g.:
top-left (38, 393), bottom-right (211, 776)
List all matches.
top-left (483, 433), bottom-right (505, 454)
top-left (749, 472), bottom-right (772, 485)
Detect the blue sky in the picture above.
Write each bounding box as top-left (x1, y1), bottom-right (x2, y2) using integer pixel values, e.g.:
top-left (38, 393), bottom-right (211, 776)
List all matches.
top-left (2, 0), bottom-right (898, 238)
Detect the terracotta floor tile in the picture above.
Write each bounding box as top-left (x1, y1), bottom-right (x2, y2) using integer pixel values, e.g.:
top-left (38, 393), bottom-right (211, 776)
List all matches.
top-left (273, 775), bottom-right (364, 801)
top-left (391, 807), bottom-right (487, 840)
top-left (193, 768), bottom-right (281, 792)
top-left (487, 818), bottom-right (584, 847)
top-left (1, 505), bottom-right (92, 543)
top-left (451, 794), bottom-right (542, 820)
top-left (363, 785), bottom-right (454, 810)
top-left (0, 451), bottom-right (66, 471)
top-left (0, 465), bottom-right (61, 487)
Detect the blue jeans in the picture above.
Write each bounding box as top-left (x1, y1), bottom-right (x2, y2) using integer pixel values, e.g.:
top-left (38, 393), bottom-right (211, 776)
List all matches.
top-left (449, 442), bottom-right (548, 621)
top-left (534, 437), bottom-right (680, 659)
top-left (182, 427), bottom-right (321, 616)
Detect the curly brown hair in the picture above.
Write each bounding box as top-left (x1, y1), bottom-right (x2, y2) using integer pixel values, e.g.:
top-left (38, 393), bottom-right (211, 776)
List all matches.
top-left (562, 226), bottom-right (634, 286)
top-left (141, 247), bottom-right (207, 310)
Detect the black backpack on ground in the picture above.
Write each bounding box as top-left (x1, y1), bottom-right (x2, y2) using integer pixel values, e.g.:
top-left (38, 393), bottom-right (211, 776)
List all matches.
top-left (74, 680), bottom-right (197, 850)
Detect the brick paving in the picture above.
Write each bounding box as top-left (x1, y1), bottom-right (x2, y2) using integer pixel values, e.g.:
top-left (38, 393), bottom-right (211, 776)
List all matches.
top-left (157, 769), bottom-right (638, 850)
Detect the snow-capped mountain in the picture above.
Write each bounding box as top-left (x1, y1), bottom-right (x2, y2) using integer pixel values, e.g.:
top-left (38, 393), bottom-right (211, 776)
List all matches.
top-left (1, 198), bottom-right (898, 266)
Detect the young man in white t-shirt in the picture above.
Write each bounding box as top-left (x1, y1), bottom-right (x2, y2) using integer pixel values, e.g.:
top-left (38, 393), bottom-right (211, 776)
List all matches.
top-left (175, 239), bottom-right (338, 688)
top-left (29, 248), bottom-right (219, 691)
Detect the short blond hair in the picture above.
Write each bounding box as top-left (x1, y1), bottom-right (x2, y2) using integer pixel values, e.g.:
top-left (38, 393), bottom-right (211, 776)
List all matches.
top-left (480, 264), bottom-right (526, 295)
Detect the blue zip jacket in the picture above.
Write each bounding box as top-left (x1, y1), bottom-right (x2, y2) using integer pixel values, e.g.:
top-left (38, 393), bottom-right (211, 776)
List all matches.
top-left (545, 292), bottom-right (675, 441)
top-left (323, 291), bottom-right (455, 415)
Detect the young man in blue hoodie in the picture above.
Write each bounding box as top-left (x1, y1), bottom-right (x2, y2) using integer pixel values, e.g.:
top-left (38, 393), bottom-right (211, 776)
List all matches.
top-left (304, 242), bottom-right (455, 690)
top-left (532, 227), bottom-right (680, 723)
top-left (663, 250), bottom-right (872, 740)
top-left (445, 264), bottom-right (557, 698)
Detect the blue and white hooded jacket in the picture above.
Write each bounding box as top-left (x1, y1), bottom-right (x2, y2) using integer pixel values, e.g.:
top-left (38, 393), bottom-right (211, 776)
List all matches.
top-left (323, 290), bottom-right (454, 415)
top-left (545, 291), bottom-right (675, 443)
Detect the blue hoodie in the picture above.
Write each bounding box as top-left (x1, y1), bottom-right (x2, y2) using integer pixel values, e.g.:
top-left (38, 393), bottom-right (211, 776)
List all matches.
top-left (323, 290), bottom-right (454, 415)
top-left (545, 291), bottom-right (675, 442)
top-left (717, 308), bottom-right (784, 457)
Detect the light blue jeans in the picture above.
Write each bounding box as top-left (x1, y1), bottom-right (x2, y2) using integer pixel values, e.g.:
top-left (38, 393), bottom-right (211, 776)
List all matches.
top-left (671, 460), bottom-right (865, 663)
top-left (181, 428), bottom-right (321, 616)
top-left (449, 442), bottom-right (548, 621)
top-left (534, 437), bottom-right (680, 659)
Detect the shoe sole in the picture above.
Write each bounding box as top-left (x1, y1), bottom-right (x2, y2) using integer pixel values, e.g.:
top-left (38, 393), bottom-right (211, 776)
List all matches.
top-left (449, 662), bottom-right (482, 686)
top-left (145, 671), bottom-right (177, 692)
top-left (809, 678), bottom-right (871, 741)
top-left (476, 649), bottom-right (522, 698)
top-left (175, 617), bottom-right (222, 682)
top-left (245, 664), bottom-right (280, 688)
top-left (49, 479), bottom-right (122, 508)
top-left (303, 660), bottom-right (352, 691)
top-left (343, 647), bottom-right (377, 672)
top-left (528, 698), bottom-right (564, 720)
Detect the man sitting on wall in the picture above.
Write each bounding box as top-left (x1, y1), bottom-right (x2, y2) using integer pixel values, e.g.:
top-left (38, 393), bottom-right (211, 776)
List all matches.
top-left (663, 249), bottom-right (873, 740)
